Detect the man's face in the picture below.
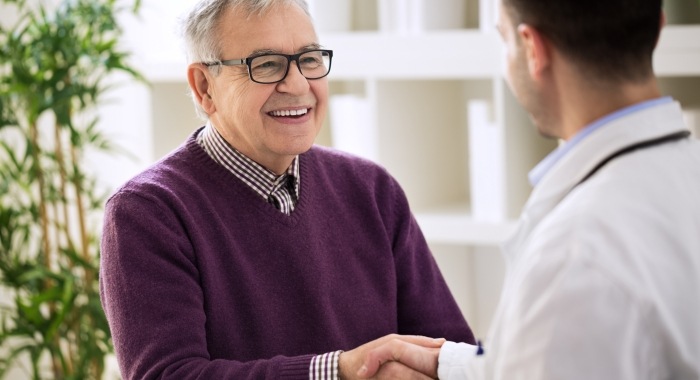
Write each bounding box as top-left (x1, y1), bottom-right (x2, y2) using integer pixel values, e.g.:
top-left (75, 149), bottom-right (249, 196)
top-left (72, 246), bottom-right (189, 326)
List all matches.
top-left (497, 3), bottom-right (533, 112)
top-left (207, 3), bottom-right (327, 173)
top-left (496, 2), bottom-right (551, 137)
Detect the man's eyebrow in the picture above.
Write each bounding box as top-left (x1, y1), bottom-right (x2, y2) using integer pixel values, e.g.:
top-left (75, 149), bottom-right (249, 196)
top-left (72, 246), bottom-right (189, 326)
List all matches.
top-left (300, 43), bottom-right (323, 51)
top-left (247, 44), bottom-right (323, 56)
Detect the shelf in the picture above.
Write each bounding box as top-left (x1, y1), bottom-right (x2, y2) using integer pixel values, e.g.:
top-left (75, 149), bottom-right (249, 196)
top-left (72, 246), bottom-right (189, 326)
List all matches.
top-left (372, 79), bottom-right (492, 212)
top-left (135, 24), bottom-right (700, 83)
top-left (655, 25), bottom-right (700, 76)
top-left (318, 31), bottom-right (501, 80)
top-left (310, 0), bottom-right (481, 34)
top-left (415, 208), bottom-right (517, 246)
top-left (133, 31), bottom-right (502, 83)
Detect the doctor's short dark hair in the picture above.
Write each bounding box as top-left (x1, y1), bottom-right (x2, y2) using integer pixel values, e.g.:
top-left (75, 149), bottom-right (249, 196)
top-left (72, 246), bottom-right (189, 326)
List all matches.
top-left (503, 0), bottom-right (662, 83)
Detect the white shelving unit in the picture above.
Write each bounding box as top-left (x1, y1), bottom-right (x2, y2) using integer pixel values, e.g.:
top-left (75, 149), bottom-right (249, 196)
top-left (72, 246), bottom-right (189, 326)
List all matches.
top-left (99, 0), bottom-right (700, 338)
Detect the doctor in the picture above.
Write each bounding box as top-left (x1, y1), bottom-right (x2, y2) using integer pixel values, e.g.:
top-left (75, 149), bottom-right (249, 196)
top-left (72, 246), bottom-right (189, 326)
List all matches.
top-left (356, 0), bottom-right (700, 378)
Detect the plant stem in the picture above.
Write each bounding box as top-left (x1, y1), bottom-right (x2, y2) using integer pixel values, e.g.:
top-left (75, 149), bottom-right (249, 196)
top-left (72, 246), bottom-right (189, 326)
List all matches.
top-left (70, 145), bottom-right (91, 283)
top-left (55, 121), bottom-right (76, 255)
top-left (28, 121), bottom-right (51, 268)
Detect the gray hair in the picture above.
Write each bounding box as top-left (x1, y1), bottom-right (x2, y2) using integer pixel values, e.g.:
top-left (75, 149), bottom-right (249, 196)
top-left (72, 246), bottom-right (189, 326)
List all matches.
top-left (180, 0), bottom-right (312, 120)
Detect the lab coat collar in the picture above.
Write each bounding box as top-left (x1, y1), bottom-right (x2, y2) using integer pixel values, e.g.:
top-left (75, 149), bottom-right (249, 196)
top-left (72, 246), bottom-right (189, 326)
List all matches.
top-left (502, 100), bottom-right (689, 264)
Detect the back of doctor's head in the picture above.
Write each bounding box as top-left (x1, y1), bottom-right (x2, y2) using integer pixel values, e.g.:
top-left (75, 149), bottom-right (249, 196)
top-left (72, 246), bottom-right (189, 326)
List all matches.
top-left (502, 0), bottom-right (663, 83)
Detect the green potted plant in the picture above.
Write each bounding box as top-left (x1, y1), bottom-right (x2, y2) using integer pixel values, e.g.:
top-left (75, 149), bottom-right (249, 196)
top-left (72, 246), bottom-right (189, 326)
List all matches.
top-left (0, 0), bottom-right (142, 378)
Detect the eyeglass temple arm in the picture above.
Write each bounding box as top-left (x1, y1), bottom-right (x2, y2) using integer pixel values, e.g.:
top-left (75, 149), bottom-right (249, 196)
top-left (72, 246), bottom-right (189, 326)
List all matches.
top-left (214, 58), bottom-right (246, 67)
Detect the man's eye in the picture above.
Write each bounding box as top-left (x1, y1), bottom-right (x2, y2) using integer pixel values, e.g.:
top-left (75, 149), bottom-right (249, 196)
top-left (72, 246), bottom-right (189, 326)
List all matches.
top-left (253, 59), bottom-right (283, 71)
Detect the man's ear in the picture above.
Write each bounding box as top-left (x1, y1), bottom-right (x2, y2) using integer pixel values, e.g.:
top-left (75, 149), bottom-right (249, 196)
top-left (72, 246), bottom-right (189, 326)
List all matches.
top-left (517, 24), bottom-right (551, 80)
top-left (188, 63), bottom-right (216, 114)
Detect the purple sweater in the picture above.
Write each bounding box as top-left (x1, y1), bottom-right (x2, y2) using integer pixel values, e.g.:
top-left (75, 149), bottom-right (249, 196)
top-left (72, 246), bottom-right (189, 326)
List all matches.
top-left (100, 130), bottom-right (475, 379)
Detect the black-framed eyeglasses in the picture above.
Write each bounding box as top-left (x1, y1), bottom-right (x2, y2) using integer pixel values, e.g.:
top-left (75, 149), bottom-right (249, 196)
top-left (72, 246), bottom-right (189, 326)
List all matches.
top-left (205, 49), bottom-right (333, 84)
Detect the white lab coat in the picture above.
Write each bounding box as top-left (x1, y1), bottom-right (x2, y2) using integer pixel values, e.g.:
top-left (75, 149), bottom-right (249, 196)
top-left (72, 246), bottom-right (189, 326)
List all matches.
top-left (439, 101), bottom-right (700, 379)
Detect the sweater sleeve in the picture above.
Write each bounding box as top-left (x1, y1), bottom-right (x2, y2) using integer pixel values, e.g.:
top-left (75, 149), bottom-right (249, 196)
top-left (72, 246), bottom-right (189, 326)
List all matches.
top-left (99, 190), bottom-right (313, 380)
top-left (384, 176), bottom-right (477, 345)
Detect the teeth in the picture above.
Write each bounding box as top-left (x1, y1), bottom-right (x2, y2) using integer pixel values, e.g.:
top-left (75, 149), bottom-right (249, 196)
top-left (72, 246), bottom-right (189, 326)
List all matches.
top-left (270, 108), bottom-right (308, 117)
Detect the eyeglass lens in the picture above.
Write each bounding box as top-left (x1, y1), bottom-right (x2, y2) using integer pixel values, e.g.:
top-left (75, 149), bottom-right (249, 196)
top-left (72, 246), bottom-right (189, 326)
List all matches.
top-left (249, 50), bottom-right (330, 83)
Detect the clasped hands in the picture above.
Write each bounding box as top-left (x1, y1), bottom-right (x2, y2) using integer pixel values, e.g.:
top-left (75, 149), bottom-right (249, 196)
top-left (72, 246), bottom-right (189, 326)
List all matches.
top-left (338, 334), bottom-right (444, 380)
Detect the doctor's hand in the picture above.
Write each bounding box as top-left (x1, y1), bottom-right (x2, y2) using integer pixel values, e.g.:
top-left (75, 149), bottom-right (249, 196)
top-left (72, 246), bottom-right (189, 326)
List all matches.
top-left (339, 334), bottom-right (444, 380)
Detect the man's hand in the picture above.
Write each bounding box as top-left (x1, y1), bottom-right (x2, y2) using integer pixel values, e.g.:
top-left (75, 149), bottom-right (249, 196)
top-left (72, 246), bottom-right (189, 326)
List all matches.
top-left (338, 334), bottom-right (444, 380)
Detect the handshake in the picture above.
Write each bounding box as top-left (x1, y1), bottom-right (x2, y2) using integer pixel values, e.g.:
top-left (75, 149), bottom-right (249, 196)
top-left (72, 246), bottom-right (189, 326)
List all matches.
top-left (338, 334), bottom-right (446, 380)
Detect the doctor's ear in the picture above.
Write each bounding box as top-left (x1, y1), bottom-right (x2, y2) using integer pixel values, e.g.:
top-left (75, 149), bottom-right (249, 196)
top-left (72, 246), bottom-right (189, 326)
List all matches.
top-left (517, 23), bottom-right (552, 80)
top-left (188, 63), bottom-right (216, 114)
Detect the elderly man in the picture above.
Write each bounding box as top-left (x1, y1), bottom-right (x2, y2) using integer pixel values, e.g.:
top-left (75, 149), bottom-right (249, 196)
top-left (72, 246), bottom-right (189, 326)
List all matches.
top-left (98, 0), bottom-right (475, 379)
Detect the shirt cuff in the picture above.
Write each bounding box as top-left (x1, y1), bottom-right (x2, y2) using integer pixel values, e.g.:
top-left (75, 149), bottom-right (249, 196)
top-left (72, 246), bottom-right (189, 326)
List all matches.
top-left (438, 341), bottom-right (480, 380)
top-left (309, 350), bottom-right (342, 380)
